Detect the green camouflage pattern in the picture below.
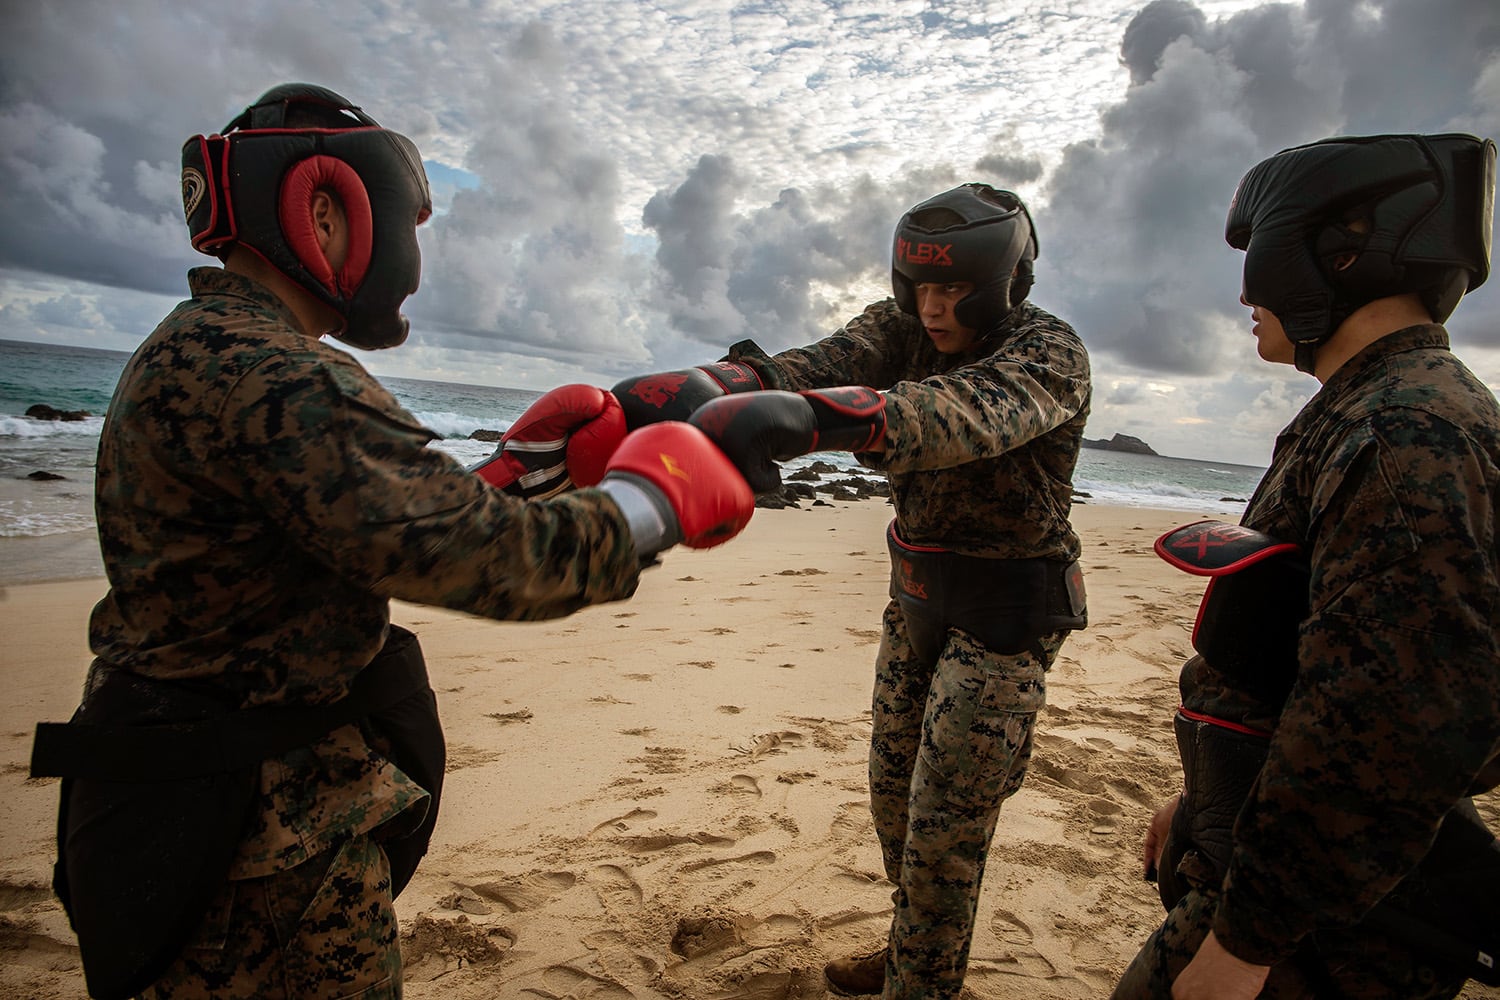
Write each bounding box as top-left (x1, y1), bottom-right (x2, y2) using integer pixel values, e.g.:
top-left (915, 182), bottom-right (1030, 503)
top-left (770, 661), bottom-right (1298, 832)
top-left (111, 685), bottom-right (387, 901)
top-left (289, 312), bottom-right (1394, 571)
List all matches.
top-left (1122, 324), bottom-right (1500, 989)
top-left (145, 835), bottom-right (401, 999)
top-left (730, 297), bottom-right (1088, 997)
top-left (1111, 881), bottom-right (1467, 999)
top-left (83, 267), bottom-right (644, 985)
top-left (871, 604), bottom-right (1061, 999)
top-left (727, 297), bottom-right (1091, 561)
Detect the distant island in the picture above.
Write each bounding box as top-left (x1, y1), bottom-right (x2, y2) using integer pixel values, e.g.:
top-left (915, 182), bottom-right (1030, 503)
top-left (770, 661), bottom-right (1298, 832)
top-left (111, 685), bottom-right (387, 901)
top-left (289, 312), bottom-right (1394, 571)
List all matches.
top-left (1081, 433), bottom-right (1158, 456)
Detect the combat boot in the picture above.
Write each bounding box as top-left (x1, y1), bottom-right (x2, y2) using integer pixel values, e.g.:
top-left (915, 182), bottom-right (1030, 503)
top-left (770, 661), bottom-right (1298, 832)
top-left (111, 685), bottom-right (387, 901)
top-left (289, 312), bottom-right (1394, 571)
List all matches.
top-left (824, 946), bottom-right (887, 996)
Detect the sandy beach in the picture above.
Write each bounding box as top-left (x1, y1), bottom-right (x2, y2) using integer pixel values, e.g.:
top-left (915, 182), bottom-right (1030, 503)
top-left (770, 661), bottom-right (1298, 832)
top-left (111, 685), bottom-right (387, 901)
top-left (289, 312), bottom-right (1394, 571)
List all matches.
top-left (2, 498), bottom-right (1495, 999)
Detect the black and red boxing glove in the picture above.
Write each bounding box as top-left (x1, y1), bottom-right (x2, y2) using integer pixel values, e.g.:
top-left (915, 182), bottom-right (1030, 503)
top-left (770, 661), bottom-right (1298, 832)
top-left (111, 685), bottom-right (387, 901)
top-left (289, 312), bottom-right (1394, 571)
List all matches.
top-left (611, 361), bottom-right (764, 430)
top-left (688, 386), bottom-right (886, 494)
top-left (470, 384), bottom-right (627, 499)
top-left (597, 422), bottom-right (755, 556)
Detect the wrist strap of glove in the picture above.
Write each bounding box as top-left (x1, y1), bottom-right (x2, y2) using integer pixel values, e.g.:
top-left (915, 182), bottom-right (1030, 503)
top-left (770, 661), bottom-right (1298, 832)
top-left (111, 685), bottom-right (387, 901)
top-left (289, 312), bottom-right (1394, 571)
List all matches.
top-left (801, 386), bottom-right (886, 453)
top-left (598, 476), bottom-right (682, 559)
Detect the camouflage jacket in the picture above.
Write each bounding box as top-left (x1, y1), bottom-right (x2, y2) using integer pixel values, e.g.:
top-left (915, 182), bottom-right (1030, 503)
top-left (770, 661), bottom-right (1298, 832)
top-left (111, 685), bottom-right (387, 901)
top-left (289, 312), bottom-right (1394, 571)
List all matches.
top-left (727, 297), bottom-right (1090, 561)
top-left (1181, 324), bottom-right (1500, 964)
top-left (88, 267), bottom-right (642, 878)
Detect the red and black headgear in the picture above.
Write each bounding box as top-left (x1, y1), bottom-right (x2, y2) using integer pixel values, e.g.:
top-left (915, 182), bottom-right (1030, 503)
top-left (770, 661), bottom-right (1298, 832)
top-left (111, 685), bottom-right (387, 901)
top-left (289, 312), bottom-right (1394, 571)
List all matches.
top-left (891, 183), bottom-right (1038, 335)
top-left (1226, 133), bottom-right (1495, 373)
top-left (181, 83), bottom-right (433, 350)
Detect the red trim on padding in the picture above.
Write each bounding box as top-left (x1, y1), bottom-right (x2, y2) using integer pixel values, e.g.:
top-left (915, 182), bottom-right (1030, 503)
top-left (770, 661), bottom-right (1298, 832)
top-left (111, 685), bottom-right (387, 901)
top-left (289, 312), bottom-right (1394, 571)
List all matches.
top-left (278, 155), bottom-right (373, 296)
top-left (1177, 705), bottom-right (1271, 738)
top-left (1155, 520), bottom-right (1301, 576)
top-left (701, 361), bottom-right (764, 393)
top-left (887, 520), bottom-right (947, 553)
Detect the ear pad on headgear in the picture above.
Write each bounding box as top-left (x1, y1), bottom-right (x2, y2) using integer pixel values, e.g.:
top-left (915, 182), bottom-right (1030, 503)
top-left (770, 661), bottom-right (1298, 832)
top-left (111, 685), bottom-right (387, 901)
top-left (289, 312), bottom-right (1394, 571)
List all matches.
top-left (278, 155), bottom-right (373, 297)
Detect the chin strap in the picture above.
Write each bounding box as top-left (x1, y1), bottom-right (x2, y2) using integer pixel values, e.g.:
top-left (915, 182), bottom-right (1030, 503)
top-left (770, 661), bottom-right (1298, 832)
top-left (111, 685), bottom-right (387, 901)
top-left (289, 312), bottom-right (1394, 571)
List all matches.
top-left (1294, 341), bottom-right (1319, 375)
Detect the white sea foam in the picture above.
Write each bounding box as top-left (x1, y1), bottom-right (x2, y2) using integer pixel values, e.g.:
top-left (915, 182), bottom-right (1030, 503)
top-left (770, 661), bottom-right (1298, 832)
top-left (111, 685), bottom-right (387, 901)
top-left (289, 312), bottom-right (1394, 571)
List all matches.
top-left (0, 415), bottom-right (106, 439)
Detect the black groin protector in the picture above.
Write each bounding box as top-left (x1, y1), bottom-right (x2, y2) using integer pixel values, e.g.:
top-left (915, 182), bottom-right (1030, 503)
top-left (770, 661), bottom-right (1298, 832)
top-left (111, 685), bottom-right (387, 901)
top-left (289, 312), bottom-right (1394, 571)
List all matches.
top-left (1225, 133), bottom-right (1495, 371)
top-left (181, 84), bottom-right (432, 349)
top-left (887, 521), bottom-right (1086, 665)
top-left (1155, 520), bottom-right (1308, 702)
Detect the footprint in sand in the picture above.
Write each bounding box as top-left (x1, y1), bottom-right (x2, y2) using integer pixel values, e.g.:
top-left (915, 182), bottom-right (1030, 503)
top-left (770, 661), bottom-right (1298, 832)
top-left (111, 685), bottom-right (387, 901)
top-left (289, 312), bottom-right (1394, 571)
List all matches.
top-left (678, 850), bottom-right (777, 873)
top-left (468, 871), bottom-right (577, 912)
top-left (589, 807), bottom-right (658, 838)
top-left (966, 907), bottom-right (1058, 980)
top-left (538, 963), bottom-right (633, 999)
top-left (990, 906), bottom-right (1034, 948)
top-left (707, 774), bottom-right (760, 798)
top-left (729, 730), bottom-right (805, 760)
top-left (829, 800), bottom-right (872, 841)
top-left (591, 864), bottom-right (644, 908)
top-left (445, 744), bottom-right (505, 770)
top-left (616, 831), bottom-right (737, 853)
top-left (1086, 797), bottom-right (1123, 836)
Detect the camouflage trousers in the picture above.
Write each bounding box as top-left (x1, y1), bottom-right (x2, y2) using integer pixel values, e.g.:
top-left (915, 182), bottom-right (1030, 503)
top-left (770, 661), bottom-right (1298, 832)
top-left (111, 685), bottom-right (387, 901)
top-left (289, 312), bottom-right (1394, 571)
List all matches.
top-left (1110, 885), bottom-right (1469, 999)
top-left (144, 834), bottom-right (402, 999)
top-left (868, 600), bottom-right (1062, 1000)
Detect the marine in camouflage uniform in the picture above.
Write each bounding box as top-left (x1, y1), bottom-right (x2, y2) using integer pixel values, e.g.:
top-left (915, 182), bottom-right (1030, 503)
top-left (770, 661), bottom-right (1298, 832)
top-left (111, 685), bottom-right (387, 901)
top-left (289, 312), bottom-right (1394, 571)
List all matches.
top-left (41, 84), bottom-right (755, 1000)
top-left (615, 185), bottom-right (1091, 999)
top-left (94, 267), bottom-right (642, 997)
top-left (731, 295), bottom-right (1087, 1000)
top-left (1113, 135), bottom-right (1500, 999)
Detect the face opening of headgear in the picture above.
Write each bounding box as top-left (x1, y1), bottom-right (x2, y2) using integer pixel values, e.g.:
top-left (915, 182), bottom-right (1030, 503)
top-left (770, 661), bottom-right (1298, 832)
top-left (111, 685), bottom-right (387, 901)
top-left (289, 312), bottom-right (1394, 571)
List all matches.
top-left (891, 183), bottom-right (1038, 336)
top-left (1225, 132), bottom-right (1496, 374)
top-left (180, 83), bottom-right (434, 350)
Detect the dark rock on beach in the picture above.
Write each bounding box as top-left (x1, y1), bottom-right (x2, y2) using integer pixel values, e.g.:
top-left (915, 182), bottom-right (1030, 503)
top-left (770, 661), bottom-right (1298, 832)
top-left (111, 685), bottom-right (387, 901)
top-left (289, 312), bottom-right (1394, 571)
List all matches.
top-left (27, 470), bottom-right (68, 481)
top-left (26, 404), bottom-right (92, 422)
top-left (469, 429), bottom-right (503, 443)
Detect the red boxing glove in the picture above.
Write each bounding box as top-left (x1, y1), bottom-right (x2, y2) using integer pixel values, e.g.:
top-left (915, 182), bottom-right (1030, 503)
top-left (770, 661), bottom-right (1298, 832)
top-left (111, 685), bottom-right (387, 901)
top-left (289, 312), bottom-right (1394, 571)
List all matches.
top-left (611, 361), bottom-right (763, 430)
top-left (599, 422), bottom-right (755, 553)
top-left (471, 384), bottom-right (626, 499)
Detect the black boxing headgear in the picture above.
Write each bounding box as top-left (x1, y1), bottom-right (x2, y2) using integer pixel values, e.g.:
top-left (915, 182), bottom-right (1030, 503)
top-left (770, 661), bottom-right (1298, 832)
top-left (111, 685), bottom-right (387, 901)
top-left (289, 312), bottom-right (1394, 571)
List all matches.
top-left (891, 183), bottom-right (1038, 334)
top-left (180, 83), bottom-right (433, 350)
top-left (1226, 133), bottom-right (1495, 373)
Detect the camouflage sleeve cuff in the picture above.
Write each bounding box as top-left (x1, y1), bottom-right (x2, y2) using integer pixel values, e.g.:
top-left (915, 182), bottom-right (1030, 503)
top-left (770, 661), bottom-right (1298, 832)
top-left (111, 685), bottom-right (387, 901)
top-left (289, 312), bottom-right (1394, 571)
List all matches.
top-left (1211, 870), bottom-right (1314, 966)
top-left (723, 340), bottom-right (787, 390)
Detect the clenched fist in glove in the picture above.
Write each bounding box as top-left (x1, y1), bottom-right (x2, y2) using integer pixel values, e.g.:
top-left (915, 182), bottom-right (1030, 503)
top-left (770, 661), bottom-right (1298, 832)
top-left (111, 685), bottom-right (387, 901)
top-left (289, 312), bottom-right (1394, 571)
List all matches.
top-left (597, 423), bottom-right (755, 557)
top-left (470, 384), bottom-right (626, 499)
top-left (611, 361), bottom-right (763, 429)
top-left (688, 386), bottom-right (886, 494)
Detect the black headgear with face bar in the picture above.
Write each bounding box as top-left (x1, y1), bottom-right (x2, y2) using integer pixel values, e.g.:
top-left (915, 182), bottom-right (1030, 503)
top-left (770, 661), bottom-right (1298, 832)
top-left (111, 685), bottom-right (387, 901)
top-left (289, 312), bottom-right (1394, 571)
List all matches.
top-left (1226, 133), bottom-right (1495, 373)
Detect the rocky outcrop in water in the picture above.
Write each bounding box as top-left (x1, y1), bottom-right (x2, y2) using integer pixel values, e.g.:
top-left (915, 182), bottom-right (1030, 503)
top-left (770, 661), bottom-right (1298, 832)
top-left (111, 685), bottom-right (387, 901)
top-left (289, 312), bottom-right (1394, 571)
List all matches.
top-left (1082, 433), bottom-right (1158, 456)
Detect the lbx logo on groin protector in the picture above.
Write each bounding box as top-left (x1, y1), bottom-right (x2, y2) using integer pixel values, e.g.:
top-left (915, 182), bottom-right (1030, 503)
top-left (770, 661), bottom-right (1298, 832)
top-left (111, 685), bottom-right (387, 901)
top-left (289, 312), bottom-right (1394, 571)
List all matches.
top-left (899, 559), bottom-right (927, 599)
top-left (181, 167), bottom-right (207, 219)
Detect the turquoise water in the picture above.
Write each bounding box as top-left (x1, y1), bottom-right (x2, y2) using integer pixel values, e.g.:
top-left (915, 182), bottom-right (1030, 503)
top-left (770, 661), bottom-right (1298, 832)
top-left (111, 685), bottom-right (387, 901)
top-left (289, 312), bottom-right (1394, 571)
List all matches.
top-left (0, 337), bottom-right (1264, 538)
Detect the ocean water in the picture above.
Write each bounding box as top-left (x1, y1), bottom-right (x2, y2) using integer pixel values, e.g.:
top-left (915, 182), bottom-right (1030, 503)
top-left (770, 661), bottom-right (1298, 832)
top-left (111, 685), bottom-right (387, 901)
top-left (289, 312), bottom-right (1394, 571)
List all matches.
top-left (0, 337), bottom-right (1265, 542)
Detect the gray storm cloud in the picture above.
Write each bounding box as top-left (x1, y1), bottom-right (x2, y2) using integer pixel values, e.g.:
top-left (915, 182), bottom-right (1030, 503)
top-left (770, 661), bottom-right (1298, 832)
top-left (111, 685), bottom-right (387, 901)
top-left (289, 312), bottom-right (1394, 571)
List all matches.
top-left (1040, 0), bottom-right (1499, 377)
top-left (0, 0), bottom-right (1496, 391)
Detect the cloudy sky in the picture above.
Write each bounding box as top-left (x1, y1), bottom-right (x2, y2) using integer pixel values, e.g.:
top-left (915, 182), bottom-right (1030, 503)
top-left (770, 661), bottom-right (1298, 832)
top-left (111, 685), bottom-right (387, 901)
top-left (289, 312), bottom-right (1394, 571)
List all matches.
top-left (2, 0), bottom-right (1497, 466)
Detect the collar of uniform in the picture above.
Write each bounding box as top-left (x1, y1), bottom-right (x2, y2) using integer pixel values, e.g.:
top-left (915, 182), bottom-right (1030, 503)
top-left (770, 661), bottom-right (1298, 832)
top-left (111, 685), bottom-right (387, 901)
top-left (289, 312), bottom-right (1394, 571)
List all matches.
top-left (1276, 323), bottom-right (1449, 447)
top-left (961, 301), bottom-right (1032, 361)
top-left (187, 266), bottom-right (303, 333)
top-left (1315, 322), bottom-right (1450, 402)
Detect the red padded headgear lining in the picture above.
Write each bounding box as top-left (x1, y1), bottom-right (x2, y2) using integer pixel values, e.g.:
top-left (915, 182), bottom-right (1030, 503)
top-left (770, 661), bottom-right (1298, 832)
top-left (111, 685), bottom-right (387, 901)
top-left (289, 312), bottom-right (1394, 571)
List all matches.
top-left (278, 155), bottom-right (373, 296)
